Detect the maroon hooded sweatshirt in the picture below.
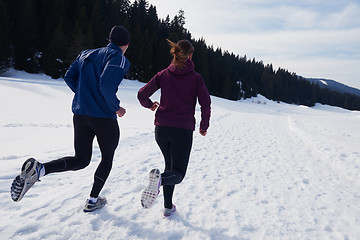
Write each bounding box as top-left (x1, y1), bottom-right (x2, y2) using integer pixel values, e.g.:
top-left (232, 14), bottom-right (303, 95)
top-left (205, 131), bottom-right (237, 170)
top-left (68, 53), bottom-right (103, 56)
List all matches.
top-left (137, 59), bottom-right (211, 131)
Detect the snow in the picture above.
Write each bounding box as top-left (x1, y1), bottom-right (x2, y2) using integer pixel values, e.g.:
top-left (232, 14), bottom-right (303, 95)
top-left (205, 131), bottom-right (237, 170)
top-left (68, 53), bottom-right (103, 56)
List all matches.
top-left (1, 70), bottom-right (360, 240)
top-left (320, 80), bottom-right (328, 86)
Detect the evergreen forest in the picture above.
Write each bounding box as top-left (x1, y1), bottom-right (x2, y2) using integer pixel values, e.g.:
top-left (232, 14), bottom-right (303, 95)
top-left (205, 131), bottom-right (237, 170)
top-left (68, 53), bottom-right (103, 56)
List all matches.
top-left (1, 0), bottom-right (360, 110)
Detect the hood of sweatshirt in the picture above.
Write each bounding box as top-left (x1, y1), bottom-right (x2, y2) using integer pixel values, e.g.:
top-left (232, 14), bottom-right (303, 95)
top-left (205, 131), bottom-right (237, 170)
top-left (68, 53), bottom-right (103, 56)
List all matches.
top-left (168, 59), bottom-right (195, 76)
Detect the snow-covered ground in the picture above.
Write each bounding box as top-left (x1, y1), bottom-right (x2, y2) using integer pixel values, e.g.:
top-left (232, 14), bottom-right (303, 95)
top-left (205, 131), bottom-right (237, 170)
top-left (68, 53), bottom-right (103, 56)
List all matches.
top-left (0, 70), bottom-right (359, 240)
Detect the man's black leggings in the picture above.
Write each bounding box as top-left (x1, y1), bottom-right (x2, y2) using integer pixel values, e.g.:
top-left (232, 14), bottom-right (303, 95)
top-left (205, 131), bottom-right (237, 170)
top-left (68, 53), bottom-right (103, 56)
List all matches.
top-left (155, 126), bottom-right (193, 209)
top-left (44, 114), bottom-right (119, 198)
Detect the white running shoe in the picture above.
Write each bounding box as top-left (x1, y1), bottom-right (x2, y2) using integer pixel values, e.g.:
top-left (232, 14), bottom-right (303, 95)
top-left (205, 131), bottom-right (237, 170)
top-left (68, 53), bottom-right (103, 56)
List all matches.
top-left (11, 158), bottom-right (43, 202)
top-left (141, 169), bottom-right (161, 208)
top-left (163, 204), bottom-right (176, 218)
top-left (83, 196), bottom-right (107, 212)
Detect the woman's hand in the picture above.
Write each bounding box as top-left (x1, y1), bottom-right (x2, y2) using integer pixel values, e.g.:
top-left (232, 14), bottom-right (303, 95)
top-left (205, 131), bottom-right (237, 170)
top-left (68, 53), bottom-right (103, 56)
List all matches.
top-left (150, 101), bottom-right (159, 111)
top-left (199, 129), bottom-right (207, 136)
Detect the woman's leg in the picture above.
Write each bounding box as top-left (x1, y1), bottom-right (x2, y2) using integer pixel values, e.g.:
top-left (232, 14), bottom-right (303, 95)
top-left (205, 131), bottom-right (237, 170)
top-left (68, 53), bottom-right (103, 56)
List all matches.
top-left (155, 126), bottom-right (193, 209)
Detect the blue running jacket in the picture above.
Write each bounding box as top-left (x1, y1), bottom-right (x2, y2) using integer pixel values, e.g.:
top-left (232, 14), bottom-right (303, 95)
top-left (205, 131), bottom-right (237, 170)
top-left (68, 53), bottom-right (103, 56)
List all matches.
top-left (64, 43), bottom-right (130, 119)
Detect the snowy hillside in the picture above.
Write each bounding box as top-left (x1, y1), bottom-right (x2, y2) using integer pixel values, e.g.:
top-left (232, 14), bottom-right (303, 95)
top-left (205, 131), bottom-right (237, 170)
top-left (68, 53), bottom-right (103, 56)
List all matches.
top-left (1, 70), bottom-right (360, 240)
top-left (306, 78), bottom-right (360, 97)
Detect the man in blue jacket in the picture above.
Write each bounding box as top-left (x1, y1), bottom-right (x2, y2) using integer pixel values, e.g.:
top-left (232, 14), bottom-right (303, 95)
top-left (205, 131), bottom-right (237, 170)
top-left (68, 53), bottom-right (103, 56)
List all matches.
top-left (10, 26), bottom-right (130, 212)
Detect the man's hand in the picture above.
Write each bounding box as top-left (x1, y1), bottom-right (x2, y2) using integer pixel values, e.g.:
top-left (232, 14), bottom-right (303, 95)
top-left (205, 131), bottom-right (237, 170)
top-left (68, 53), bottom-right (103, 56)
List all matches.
top-left (116, 107), bottom-right (126, 117)
top-left (150, 101), bottom-right (159, 111)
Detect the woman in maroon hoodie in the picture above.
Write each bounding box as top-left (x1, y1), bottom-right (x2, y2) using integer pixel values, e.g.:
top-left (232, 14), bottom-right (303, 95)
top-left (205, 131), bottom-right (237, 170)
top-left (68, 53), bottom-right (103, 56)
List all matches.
top-left (138, 39), bottom-right (211, 217)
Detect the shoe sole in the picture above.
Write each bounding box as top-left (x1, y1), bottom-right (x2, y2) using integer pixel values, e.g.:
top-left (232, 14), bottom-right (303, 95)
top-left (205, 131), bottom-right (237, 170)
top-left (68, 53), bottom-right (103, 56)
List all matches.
top-left (11, 158), bottom-right (40, 202)
top-left (141, 169), bottom-right (161, 208)
top-left (11, 175), bottom-right (25, 202)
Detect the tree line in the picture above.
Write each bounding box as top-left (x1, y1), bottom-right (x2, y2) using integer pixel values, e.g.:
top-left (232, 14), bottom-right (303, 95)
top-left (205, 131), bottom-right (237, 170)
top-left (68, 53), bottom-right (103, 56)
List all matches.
top-left (1, 0), bottom-right (360, 110)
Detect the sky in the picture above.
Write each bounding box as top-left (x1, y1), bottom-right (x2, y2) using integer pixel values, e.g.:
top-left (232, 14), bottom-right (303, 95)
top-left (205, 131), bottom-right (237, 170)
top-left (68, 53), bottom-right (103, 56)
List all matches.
top-left (133, 0), bottom-right (360, 89)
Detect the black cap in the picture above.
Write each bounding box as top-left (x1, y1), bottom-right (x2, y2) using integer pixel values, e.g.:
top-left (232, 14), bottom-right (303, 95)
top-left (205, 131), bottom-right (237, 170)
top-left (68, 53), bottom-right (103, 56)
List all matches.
top-left (109, 26), bottom-right (130, 46)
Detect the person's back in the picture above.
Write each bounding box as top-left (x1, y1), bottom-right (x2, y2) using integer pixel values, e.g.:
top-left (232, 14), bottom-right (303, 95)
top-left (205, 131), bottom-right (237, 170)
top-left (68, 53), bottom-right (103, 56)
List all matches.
top-left (147, 58), bottom-right (209, 131)
top-left (65, 43), bottom-right (130, 119)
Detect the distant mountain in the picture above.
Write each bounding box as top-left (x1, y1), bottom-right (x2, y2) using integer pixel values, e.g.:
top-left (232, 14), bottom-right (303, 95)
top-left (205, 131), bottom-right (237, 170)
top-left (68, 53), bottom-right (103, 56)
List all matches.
top-left (306, 78), bottom-right (360, 97)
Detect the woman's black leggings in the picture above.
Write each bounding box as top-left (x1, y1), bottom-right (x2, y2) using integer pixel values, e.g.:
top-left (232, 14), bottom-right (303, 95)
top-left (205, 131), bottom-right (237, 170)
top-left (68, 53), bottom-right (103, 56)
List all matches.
top-left (155, 126), bottom-right (193, 209)
top-left (43, 114), bottom-right (119, 198)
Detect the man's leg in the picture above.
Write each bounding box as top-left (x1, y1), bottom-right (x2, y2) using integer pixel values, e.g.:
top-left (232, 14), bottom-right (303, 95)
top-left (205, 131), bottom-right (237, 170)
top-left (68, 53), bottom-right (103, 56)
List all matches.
top-left (89, 117), bottom-right (120, 198)
top-left (44, 114), bottom-right (95, 174)
top-left (10, 115), bottom-right (95, 202)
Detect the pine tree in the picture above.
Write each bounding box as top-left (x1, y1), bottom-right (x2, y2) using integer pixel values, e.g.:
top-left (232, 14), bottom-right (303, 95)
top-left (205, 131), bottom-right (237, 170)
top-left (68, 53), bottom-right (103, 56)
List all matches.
top-left (42, 22), bottom-right (67, 79)
top-left (64, 6), bottom-right (89, 66)
top-left (0, 0), bottom-right (12, 73)
top-left (11, 0), bottom-right (40, 73)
